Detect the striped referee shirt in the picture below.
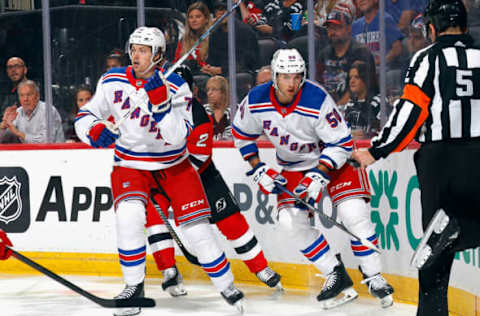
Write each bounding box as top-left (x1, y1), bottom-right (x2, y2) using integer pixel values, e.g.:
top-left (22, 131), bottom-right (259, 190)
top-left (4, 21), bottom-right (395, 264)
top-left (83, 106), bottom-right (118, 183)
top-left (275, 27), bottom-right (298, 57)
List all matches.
top-left (369, 34), bottom-right (480, 160)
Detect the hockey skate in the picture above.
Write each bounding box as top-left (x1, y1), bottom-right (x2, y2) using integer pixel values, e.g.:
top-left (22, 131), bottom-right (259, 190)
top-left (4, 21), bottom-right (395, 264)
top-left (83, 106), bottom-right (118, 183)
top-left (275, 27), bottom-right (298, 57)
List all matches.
top-left (256, 266), bottom-right (283, 290)
top-left (221, 283), bottom-right (245, 314)
top-left (162, 265), bottom-right (187, 297)
top-left (113, 282), bottom-right (144, 316)
top-left (410, 209), bottom-right (459, 270)
top-left (360, 268), bottom-right (394, 308)
top-left (316, 257), bottom-right (358, 309)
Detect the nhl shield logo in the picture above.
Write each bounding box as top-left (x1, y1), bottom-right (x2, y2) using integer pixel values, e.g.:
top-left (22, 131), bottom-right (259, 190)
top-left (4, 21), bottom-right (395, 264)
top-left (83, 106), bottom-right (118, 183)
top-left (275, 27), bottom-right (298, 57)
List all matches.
top-left (0, 176), bottom-right (22, 224)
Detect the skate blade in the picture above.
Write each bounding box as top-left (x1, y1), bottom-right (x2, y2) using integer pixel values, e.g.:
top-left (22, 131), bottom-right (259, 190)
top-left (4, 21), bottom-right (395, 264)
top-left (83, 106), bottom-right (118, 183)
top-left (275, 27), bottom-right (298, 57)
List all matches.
top-left (410, 209), bottom-right (448, 269)
top-left (319, 287), bottom-right (358, 310)
top-left (268, 283), bottom-right (285, 300)
top-left (380, 294), bottom-right (394, 308)
top-left (113, 307), bottom-right (141, 316)
top-left (274, 281), bottom-right (284, 291)
top-left (167, 284), bottom-right (188, 297)
top-left (411, 245), bottom-right (432, 269)
top-left (233, 298), bottom-right (245, 314)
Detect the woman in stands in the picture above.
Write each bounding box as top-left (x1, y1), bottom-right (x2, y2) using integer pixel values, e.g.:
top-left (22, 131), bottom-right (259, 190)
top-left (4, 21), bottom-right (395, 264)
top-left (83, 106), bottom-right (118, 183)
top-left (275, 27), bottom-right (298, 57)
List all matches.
top-left (65, 85), bottom-right (92, 142)
top-left (174, 1), bottom-right (212, 75)
top-left (204, 75), bottom-right (232, 140)
top-left (342, 60), bottom-right (384, 139)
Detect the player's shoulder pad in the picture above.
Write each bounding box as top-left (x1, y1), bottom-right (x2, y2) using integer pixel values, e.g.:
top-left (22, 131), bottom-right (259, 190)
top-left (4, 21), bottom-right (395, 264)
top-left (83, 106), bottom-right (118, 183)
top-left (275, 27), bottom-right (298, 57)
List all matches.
top-left (191, 98), bottom-right (211, 126)
top-left (101, 67), bottom-right (129, 84)
top-left (105, 66), bottom-right (129, 76)
top-left (298, 80), bottom-right (328, 111)
top-left (248, 82), bottom-right (272, 105)
top-left (165, 71), bottom-right (187, 90)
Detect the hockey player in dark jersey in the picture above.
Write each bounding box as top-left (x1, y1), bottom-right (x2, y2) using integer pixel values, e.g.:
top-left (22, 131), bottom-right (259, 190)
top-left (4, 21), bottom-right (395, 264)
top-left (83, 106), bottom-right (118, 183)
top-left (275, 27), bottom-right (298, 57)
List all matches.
top-left (145, 66), bottom-right (282, 299)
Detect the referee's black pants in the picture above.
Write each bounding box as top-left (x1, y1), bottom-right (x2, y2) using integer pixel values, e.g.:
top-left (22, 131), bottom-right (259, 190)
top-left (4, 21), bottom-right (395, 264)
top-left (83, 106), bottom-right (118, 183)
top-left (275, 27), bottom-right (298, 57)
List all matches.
top-left (414, 139), bottom-right (480, 316)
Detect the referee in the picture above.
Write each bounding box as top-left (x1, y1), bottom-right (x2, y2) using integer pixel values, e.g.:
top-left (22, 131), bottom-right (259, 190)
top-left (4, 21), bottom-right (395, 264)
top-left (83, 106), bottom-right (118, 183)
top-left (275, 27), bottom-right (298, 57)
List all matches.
top-left (353, 0), bottom-right (480, 315)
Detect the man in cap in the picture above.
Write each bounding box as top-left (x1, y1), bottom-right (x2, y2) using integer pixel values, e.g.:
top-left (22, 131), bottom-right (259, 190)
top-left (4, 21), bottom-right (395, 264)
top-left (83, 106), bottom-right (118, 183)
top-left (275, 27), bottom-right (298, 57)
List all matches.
top-left (317, 8), bottom-right (376, 105)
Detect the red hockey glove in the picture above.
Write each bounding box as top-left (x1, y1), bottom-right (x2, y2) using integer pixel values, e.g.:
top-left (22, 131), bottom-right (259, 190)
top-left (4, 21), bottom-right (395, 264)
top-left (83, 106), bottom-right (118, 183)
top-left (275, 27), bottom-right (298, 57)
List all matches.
top-left (0, 229), bottom-right (13, 260)
top-left (293, 168), bottom-right (330, 205)
top-left (87, 120), bottom-right (119, 148)
top-left (247, 162), bottom-right (287, 194)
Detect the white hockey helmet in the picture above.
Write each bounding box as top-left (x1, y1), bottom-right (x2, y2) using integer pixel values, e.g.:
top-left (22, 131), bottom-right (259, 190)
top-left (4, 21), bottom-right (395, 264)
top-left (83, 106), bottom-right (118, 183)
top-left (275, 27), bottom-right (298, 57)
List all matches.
top-left (127, 26), bottom-right (166, 72)
top-left (271, 48), bottom-right (306, 90)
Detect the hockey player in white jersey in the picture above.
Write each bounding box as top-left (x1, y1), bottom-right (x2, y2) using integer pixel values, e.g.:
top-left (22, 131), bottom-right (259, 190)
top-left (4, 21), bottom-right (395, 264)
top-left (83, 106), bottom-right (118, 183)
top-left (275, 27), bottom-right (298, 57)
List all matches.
top-left (233, 48), bottom-right (394, 309)
top-left (75, 27), bottom-right (244, 315)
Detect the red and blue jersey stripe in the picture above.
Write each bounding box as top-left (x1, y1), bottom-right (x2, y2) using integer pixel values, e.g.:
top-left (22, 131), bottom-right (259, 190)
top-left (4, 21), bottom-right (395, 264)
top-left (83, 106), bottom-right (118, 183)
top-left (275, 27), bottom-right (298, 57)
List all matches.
top-left (301, 234), bottom-right (330, 262)
top-left (74, 109), bottom-right (96, 123)
top-left (114, 190), bottom-right (149, 209)
top-left (201, 253), bottom-right (231, 278)
top-left (102, 70), bottom-right (129, 85)
top-left (326, 135), bottom-right (354, 152)
top-left (114, 144), bottom-right (187, 164)
top-left (293, 105), bottom-right (320, 119)
top-left (249, 102), bottom-right (276, 114)
top-left (118, 245), bottom-right (146, 267)
top-left (351, 234), bottom-right (378, 257)
top-left (239, 143), bottom-right (259, 160)
top-left (232, 124), bottom-right (260, 141)
top-left (177, 208), bottom-right (211, 225)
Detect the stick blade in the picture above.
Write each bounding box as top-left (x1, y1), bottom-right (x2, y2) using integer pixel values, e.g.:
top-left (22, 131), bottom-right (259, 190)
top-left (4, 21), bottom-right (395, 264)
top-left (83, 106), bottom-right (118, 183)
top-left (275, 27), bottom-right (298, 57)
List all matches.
top-left (361, 238), bottom-right (382, 254)
top-left (99, 297), bottom-right (156, 308)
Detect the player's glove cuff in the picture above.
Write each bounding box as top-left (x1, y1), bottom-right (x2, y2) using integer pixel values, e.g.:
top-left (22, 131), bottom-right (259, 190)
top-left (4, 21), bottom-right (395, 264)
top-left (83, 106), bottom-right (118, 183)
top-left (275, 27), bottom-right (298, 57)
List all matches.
top-left (293, 167), bottom-right (330, 204)
top-left (247, 162), bottom-right (287, 194)
top-left (145, 70), bottom-right (172, 108)
top-left (87, 120), bottom-right (119, 148)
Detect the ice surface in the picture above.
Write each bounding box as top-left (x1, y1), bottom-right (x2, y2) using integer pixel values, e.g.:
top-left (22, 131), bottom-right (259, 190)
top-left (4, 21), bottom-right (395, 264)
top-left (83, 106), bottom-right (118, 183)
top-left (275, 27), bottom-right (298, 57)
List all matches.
top-left (0, 274), bottom-right (417, 316)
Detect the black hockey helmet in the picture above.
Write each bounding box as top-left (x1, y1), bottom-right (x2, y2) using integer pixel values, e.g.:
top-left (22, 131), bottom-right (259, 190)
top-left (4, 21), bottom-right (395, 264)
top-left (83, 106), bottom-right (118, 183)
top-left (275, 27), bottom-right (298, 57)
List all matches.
top-left (173, 65), bottom-right (194, 90)
top-left (423, 0), bottom-right (467, 34)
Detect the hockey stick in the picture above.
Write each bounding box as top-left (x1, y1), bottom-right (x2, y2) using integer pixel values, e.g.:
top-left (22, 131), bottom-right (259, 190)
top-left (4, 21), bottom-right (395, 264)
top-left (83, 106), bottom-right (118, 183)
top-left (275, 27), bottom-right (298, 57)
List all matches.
top-left (6, 245), bottom-right (156, 308)
top-left (275, 185), bottom-right (381, 254)
top-left (149, 188), bottom-right (201, 266)
top-left (114, 0), bottom-right (243, 129)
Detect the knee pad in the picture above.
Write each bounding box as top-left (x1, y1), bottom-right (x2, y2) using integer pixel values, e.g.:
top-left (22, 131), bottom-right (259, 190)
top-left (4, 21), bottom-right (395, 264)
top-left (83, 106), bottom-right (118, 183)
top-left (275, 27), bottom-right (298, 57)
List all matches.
top-left (181, 220), bottom-right (234, 292)
top-left (116, 199), bottom-right (147, 250)
top-left (278, 207), bottom-right (319, 246)
top-left (180, 219), bottom-right (222, 263)
top-left (337, 198), bottom-right (375, 238)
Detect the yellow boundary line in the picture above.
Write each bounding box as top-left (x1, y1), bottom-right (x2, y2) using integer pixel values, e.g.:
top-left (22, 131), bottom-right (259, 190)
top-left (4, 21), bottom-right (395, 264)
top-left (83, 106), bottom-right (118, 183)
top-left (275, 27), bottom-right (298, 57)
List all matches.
top-left (1, 252), bottom-right (477, 315)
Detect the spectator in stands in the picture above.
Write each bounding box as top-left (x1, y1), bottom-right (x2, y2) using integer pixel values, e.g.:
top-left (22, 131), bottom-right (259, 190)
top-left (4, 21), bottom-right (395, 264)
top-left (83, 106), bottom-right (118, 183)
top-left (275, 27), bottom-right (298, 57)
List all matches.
top-left (1, 57), bottom-right (28, 116)
top-left (387, 13), bottom-right (429, 96)
top-left (233, 0), bottom-right (264, 27)
top-left (204, 75), bottom-right (232, 140)
top-left (202, 1), bottom-right (259, 77)
top-left (385, 0), bottom-right (419, 34)
top-left (467, 0), bottom-right (480, 46)
top-left (342, 60), bottom-right (383, 139)
top-left (256, 65), bottom-right (272, 85)
top-left (256, 0), bottom-right (304, 42)
top-left (317, 9), bottom-right (375, 105)
top-left (314, 0), bottom-right (357, 27)
top-left (105, 49), bottom-right (126, 71)
top-left (174, 1), bottom-right (212, 75)
top-left (0, 80), bottom-right (64, 143)
top-left (64, 85), bottom-right (92, 142)
top-left (405, 14), bottom-right (429, 54)
top-left (352, 0), bottom-right (403, 67)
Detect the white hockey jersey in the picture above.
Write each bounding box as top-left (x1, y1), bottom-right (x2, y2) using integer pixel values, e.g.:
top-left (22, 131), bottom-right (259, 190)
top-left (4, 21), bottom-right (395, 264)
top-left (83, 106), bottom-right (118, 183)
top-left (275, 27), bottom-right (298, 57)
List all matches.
top-left (233, 80), bottom-right (353, 171)
top-left (74, 66), bottom-right (193, 171)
